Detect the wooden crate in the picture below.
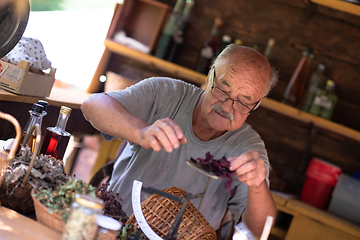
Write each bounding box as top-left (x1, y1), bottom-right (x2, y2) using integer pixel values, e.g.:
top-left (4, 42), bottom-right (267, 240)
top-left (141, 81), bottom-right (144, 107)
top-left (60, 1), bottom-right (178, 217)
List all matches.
top-left (106, 0), bottom-right (171, 53)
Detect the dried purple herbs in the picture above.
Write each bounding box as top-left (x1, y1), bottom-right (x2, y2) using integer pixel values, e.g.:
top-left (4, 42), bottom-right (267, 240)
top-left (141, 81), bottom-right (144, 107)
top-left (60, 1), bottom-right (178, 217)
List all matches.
top-left (189, 152), bottom-right (237, 197)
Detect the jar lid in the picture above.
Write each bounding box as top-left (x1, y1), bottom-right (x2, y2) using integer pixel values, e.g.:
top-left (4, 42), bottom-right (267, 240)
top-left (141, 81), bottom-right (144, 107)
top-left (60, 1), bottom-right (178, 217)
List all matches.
top-left (37, 100), bottom-right (48, 111)
top-left (32, 103), bottom-right (44, 113)
top-left (96, 215), bottom-right (122, 231)
top-left (75, 194), bottom-right (104, 209)
top-left (60, 106), bottom-right (72, 115)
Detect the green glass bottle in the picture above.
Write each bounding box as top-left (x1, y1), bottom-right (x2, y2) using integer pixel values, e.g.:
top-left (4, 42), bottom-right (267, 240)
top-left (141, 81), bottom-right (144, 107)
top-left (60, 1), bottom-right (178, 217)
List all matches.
top-left (301, 64), bottom-right (327, 112)
top-left (309, 79), bottom-right (338, 120)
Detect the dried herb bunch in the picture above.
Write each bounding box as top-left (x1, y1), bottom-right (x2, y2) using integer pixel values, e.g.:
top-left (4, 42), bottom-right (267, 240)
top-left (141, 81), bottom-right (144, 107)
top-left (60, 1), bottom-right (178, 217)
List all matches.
top-left (97, 183), bottom-right (128, 225)
top-left (33, 177), bottom-right (96, 222)
top-left (189, 152), bottom-right (238, 197)
top-left (2, 146), bottom-right (68, 191)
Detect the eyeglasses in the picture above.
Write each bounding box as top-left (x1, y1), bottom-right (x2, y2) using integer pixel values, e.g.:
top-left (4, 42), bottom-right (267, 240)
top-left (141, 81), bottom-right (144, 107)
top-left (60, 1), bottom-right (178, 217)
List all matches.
top-left (210, 67), bottom-right (261, 115)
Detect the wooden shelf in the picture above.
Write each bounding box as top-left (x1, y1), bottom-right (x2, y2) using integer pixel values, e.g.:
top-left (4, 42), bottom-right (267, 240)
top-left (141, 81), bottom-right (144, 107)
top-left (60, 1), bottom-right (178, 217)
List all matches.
top-left (104, 39), bottom-right (207, 86)
top-left (92, 41), bottom-right (360, 143)
top-left (261, 98), bottom-right (360, 142)
top-left (311, 0), bottom-right (360, 16)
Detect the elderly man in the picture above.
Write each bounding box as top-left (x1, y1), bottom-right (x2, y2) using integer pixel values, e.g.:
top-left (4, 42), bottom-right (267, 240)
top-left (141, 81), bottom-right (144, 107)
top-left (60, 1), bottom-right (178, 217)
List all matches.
top-left (81, 44), bottom-right (278, 236)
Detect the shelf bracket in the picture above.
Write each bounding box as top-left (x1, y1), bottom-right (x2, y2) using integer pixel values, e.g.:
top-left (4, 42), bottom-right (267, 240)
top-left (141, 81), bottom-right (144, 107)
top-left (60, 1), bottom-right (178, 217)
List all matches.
top-left (303, 0), bottom-right (317, 25)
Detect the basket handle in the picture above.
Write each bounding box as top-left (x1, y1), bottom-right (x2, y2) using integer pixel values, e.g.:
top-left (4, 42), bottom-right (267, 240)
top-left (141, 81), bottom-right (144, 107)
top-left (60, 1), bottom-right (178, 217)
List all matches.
top-left (21, 124), bottom-right (42, 187)
top-left (0, 111), bottom-right (22, 162)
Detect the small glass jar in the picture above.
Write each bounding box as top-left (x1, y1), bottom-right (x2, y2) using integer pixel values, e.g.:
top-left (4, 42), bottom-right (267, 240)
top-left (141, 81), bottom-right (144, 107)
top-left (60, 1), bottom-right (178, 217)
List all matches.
top-left (232, 222), bottom-right (257, 240)
top-left (95, 215), bottom-right (122, 240)
top-left (62, 194), bottom-right (104, 240)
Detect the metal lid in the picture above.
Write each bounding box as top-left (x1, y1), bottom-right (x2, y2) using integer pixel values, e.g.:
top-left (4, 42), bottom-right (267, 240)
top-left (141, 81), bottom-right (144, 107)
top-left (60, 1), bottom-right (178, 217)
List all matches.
top-left (32, 103), bottom-right (44, 113)
top-left (96, 215), bottom-right (122, 231)
top-left (60, 106), bottom-right (72, 115)
top-left (75, 194), bottom-right (104, 209)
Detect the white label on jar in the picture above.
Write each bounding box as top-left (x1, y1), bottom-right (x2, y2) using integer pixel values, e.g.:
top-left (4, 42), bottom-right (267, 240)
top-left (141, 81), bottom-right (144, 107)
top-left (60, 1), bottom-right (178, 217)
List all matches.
top-left (313, 96), bottom-right (332, 109)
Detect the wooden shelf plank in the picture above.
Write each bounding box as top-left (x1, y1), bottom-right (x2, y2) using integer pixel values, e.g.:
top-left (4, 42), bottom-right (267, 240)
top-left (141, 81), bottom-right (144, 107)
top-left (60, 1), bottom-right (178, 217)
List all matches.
top-left (102, 41), bottom-right (360, 142)
top-left (311, 0), bottom-right (360, 16)
top-left (260, 98), bottom-right (360, 142)
top-left (285, 199), bottom-right (360, 238)
top-left (104, 39), bottom-right (207, 86)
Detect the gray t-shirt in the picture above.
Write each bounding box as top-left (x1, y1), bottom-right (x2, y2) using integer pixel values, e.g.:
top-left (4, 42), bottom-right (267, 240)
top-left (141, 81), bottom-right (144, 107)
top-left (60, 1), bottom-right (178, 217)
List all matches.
top-left (104, 77), bottom-right (270, 230)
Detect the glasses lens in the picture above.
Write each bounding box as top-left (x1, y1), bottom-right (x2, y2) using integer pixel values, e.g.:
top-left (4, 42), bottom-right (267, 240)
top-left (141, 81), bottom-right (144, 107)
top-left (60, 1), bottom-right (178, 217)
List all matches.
top-left (233, 101), bottom-right (252, 115)
top-left (211, 87), bottom-right (228, 101)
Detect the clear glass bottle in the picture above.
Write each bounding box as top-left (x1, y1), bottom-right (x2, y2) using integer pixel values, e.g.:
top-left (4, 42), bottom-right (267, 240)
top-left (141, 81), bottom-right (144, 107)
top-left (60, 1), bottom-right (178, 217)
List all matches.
top-left (154, 0), bottom-right (185, 59)
top-left (40, 106), bottom-right (72, 160)
top-left (309, 79), bottom-right (338, 120)
top-left (62, 194), bottom-right (104, 240)
top-left (18, 103), bottom-right (45, 153)
top-left (282, 48), bottom-right (313, 107)
top-left (194, 17), bottom-right (223, 74)
top-left (301, 64), bottom-right (326, 112)
top-left (166, 0), bottom-right (194, 62)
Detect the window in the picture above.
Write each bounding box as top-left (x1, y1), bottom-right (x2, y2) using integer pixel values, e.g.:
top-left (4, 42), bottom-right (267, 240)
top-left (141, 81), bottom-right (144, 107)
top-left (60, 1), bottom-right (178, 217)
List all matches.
top-left (24, 0), bottom-right (121, 90)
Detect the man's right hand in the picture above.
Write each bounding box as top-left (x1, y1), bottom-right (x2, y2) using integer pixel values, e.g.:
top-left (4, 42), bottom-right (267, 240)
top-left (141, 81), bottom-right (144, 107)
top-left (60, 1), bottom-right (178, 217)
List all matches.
top-left (139, 118), bottom-right (187, 152)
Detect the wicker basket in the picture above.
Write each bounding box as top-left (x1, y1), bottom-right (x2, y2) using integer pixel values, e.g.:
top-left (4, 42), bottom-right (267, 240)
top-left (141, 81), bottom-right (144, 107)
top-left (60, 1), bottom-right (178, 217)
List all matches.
top-left (31, 189), bottom-right (65, 233)
top-left (127, 187), bottom-right (217, 239)
top-left (0, 124), bottom-right (41, 214)
top-left (0, 111), bottom-right (21, 189)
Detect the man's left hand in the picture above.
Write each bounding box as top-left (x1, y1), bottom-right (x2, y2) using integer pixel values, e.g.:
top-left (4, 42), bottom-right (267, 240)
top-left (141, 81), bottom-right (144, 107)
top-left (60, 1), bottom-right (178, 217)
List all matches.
top-left (228, 150), bottom-right (266, 187)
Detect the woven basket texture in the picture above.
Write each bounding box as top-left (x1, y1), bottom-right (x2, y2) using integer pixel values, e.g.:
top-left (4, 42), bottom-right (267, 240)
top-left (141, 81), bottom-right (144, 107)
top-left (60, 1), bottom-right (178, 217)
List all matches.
top-left (127, 187), bottom-right (217, 239)
top-left (0, 158), bottom-right (11, 188)
top-left (32, 193), bottom-right (65, 233)
top-left (0, 182), bottom-right (34, 214)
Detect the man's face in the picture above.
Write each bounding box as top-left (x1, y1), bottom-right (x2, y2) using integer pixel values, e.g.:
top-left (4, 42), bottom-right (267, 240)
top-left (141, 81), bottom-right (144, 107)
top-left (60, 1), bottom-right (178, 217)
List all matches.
top-left (200, 58), bottom-right (269, 132)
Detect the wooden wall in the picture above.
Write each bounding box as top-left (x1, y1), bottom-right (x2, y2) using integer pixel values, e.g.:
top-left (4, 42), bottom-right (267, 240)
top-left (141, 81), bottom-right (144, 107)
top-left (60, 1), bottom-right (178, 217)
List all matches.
top-left (104, 0), bottom-right (360, 195)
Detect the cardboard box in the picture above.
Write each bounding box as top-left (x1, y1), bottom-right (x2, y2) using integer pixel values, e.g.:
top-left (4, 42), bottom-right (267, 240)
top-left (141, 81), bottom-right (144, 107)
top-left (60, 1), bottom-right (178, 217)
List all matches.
top-left (0, 60), bottom-right (56, 97)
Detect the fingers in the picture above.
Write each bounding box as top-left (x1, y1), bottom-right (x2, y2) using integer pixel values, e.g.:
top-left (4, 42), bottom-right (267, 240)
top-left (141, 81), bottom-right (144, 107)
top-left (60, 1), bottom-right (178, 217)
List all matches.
top-left (141, 118), bottom-right (187, 152)
top-left (229, 150), bottom-right (266, 187)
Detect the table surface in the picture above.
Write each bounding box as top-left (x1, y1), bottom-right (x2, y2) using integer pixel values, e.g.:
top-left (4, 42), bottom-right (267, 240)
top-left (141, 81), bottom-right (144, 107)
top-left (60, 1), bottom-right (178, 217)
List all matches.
top-left (0, 84), bottom-right (92, 109)
top-left (0, 206), bottom-right (62, 240)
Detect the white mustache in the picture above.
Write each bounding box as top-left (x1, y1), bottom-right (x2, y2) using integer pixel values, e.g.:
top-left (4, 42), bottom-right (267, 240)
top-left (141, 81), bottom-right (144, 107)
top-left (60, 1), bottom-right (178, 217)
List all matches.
top-left (211, 103), bottom-right (235, 120)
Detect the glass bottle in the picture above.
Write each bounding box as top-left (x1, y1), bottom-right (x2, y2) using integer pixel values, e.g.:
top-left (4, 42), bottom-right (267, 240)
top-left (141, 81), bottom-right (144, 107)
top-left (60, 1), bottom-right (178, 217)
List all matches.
top-left (212, 34), bottom-right (232, 63)
top-left (301, 64), bottom-right (327, 112)
top-left (194, 17), bottom-right (223, 74)
top-left (309, 79), bottom-right (338, 120)
top-left (18, 103), bottom-right (45, 153)
top-left (234, 38), bottom-right (243, 46)
top-left (282, 48), bottom-right (313, 107)
top-left (154, 0), bottom-right (185, 59)
top-left (40, 106), bottom-right (72, 160)
top-left (166, 0), bottom-right (194, 62)
top-left (264, 38), bottom-right (275, 59)
top-left (62, 194), bottom-right (104, 240)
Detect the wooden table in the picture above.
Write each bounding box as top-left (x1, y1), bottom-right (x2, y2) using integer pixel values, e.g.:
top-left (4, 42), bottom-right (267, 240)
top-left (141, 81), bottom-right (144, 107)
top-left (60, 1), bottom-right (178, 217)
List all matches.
top-left (0, 206), bottom-right (61, 240)
top-left (271, 192), bottom-right (360, 240)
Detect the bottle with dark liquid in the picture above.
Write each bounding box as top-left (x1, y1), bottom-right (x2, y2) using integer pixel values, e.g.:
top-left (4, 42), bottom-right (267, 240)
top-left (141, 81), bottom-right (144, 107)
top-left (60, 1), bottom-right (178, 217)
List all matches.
top-left (194, 17), bottom-right (223, 74)
top-left (18, 103), bottom-right (45, 153)
top-left (282, 48), bottom-right (313, 107)
top-left (40, 106), bottom-right (72, 160)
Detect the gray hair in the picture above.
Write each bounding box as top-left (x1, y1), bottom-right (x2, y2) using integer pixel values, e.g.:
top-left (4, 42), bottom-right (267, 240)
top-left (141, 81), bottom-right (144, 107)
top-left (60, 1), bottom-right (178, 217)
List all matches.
top-left (212, 43), bottom-right (278, 97)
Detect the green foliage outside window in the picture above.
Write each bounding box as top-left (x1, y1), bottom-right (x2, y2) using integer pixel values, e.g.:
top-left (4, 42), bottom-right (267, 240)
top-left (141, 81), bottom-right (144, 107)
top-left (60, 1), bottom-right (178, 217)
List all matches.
top-left (30, 0), bottom-right (121, 11)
